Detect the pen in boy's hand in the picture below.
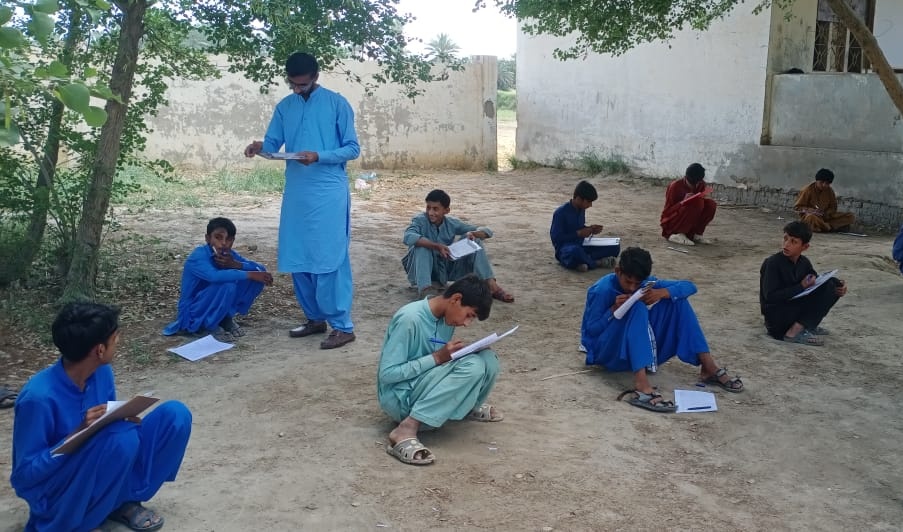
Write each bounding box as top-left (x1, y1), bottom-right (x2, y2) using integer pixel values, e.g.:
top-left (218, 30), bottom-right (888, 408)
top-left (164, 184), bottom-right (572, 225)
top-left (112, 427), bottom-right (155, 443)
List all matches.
top-left (429, 338), bottom-right (447, 345)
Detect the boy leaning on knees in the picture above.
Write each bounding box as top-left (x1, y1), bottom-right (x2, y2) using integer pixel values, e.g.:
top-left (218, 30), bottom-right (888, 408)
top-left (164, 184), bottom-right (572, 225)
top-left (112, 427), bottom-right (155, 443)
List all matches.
top-left (760, 221), bottom-right (847, 346)
top-left (581, 247), bottom-right (743, 413)
top-left (163, 217), bottom-right (273, 339)
top-left (550, 180), bottom-right (619, 272)
top-left (402, 189), bottom-right (514, 303)
top-left (378, 275), bottom-right (503, 465)
top-left (11, 302), bottom-right (192, 532)
top-left (660, 163), bottom-right (717, 246)
top-left (793, 168), bottom-right (855, 233)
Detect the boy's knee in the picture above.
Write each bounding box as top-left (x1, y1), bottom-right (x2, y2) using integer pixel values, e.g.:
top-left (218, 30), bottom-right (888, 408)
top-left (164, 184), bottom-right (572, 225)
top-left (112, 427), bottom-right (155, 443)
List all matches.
top-left (478, 349), bottom-right (500, 377)
top-left (148, 401), bottom-right (193, 437)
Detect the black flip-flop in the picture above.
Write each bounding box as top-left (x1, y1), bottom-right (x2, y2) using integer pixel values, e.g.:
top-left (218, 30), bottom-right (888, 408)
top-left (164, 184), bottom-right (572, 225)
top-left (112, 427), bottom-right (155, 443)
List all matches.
top-left (0, 388), bottom-right (17, 409)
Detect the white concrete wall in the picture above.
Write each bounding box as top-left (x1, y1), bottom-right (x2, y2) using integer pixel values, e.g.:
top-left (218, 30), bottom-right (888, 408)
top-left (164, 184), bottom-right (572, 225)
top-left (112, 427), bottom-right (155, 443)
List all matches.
top-left (875, 0), bottom-right (903, 68)
top-left (142, 56), bottom-right (497, 171)
top-left (516, 8), bottom-right (772, 179)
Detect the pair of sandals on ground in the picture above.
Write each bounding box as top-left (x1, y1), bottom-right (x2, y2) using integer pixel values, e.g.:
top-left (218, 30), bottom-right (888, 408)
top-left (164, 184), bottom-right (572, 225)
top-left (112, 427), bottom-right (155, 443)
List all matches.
top-left (783, 326), bottom-right (830, 347)
top-left (386, 403), bottom-right (503, 465)
top-left (92, 502), bottom-right (164, 532)
top-left (619, 367), bottom-right (744, 413)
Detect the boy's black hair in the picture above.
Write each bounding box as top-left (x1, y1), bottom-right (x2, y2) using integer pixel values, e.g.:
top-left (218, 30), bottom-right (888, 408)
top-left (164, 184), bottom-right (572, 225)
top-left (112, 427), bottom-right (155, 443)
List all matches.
top-left (52, 302), bottom-right (121, 363)
top-left (286, 52), bottom-right (319, 77)
top-left (784, 221), bottom-right (812, 244)
top-left (425, 189), bottom-right (451, 209)
top-left (207, 217), bottom-right (237, 238)
top-left (442, 274), bottom-right (493, 321)
top-left (685, 163), bottom-right (706, 184)
top-left (815, 168), bottom-right (835, 183)
top-left (617, 247), bottom-right (653, 280)
top-left (573, 180), bottom-right (598, 201)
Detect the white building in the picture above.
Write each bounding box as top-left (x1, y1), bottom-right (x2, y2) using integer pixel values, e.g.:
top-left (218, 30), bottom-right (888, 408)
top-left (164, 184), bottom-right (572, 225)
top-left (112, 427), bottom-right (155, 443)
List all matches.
top-left (516, 0), bottom-right (903, 225)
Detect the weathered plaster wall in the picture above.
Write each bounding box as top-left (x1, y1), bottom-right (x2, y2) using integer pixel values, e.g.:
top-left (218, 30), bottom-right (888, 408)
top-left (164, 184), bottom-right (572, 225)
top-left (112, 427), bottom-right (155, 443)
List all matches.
top-left (875, 0), bottom-right (903, 68)
top-left (142, 56), bottom-right (497, 171)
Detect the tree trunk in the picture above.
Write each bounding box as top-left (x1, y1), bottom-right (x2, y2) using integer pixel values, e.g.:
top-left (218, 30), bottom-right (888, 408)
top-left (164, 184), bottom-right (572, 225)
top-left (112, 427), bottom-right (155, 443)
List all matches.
top-left (62, 0), bottom-right (147, 302)
top-left (824, 0), bottom-right (903, 117)
top-left (20, 4), bottom-right (85, 282)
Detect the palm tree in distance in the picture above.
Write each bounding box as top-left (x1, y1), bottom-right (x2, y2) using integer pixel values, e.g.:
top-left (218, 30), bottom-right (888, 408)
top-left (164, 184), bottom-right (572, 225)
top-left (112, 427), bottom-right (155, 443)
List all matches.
top-left (426, 33), bottom-right (461, 63)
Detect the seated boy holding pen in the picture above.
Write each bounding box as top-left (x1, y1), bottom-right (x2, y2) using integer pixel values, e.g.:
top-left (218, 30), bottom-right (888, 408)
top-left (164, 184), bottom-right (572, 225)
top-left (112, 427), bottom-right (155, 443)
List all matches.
top-left (793, 168), bottom-right (855, 233)
top-left (760, 221), bottom-right (847, 346)
top-left (402, 189), bottom-right (514, 302)
top-left (550, 180), bottom-right (619, 272)
top-left (163, 217), bottom-right (273, 339)
top-left (11, 302), bottom-right (192, 532)
top-left (660, 163), bottom-right (717, 246)
top-left (581, 247), bottom-right (743, 413)
top-left (378, 275), bottom-right (503, 465)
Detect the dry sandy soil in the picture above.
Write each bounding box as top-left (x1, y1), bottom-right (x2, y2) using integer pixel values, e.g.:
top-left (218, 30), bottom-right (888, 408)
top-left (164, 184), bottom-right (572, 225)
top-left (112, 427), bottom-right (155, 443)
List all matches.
top-left (2, 166), bottom-right (903, 531)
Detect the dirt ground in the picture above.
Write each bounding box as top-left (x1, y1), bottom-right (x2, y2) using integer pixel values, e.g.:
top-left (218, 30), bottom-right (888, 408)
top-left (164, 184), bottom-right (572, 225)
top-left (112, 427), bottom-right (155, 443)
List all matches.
top-left (2, 166), bottom-right (903, 531)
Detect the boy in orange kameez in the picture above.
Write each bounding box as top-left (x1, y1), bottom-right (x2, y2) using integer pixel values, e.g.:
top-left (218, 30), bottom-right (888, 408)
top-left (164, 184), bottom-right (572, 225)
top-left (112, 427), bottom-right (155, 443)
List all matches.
top-left (793, 168), bottom-right (855, 233)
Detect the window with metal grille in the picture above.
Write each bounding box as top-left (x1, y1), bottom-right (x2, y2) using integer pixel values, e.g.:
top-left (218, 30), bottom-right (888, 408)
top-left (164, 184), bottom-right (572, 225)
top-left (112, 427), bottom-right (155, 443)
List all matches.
top-left (812, 0), bottom-right (875, 73)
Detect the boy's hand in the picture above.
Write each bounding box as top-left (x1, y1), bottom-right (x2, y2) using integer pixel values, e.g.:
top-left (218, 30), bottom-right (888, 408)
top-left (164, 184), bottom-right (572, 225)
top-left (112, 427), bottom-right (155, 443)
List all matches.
top-left (640, 287), bottom-right (669, 305)
top-left (589, 224), bottom-right (604, 235)
top-left (248, 271), bottom-right (274, 286)
top-left (801, 274), bottom-right (816, 288)
top-left (610, 294), bottom-right (631, 312)
top-left (297, 151), bottom-right (318, 165)
top-left (244, 140), bottom-right (262, 158)
top-left (835, 279), bottom-right (847, 297)
top-left (433, 339), bottom-right (464, 365)
top-left (436, 243), bottom-right (451, 259)
top-left (213, 252), bottom-right (242, 270)
top-left (78, 404), bottom-right (107, 430)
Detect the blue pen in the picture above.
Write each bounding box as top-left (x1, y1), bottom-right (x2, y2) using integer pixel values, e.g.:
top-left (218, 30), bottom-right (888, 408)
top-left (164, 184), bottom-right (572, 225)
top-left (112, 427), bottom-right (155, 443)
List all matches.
top-left (429, 338), bottom-right (447, 345)
top-left (686, 406), bottom-right (711, 411)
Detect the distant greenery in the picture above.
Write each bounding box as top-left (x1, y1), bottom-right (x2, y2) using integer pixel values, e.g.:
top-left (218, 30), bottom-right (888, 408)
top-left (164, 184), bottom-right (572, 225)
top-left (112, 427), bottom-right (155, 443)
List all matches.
top-left (577, 151), bottom-right (630, 175)
top-left (498, 55), bottom-right (515, 90)
top-left (497, 90), bottom-right (516, 112)
top-left (498, 109), bottom-right (516, 122)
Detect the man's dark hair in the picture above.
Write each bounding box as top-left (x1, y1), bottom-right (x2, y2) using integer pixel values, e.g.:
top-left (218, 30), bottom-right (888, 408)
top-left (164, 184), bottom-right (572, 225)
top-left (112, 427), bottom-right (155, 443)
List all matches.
top-left (443, 274), bottom-right (493, 321)
top-left (685, 163), bottom-right (706, 184)
top-left (207, 217), bottom-right (237, 238)
top-left (52, 302), bottom-right (121, 363)
top-left (425, 189), bottom-right (451, 209)
top-left (617, 247), bottom-right (653, 280)
top-left (784, 221), bottom-right (812, 244)
top-left (815, 168), bottom-right (835, 183)
top-left (286, 52), bottom-right (319, 77)
top-left (574, 180), bottom-right (598, 201)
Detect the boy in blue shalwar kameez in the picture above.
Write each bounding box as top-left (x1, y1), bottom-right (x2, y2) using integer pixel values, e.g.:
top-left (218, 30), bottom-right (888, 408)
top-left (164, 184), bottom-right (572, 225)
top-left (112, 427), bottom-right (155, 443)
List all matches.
top-left (11, 302), bottom-right (192, 532)
top-left (163, 217), bottom-right (272, 338)
top-left (378, 275), bottom-right (502, 466)
top-left (581, 247), bottom-right (743, 413)
top-left (550, 180), bottom-right (619, 272)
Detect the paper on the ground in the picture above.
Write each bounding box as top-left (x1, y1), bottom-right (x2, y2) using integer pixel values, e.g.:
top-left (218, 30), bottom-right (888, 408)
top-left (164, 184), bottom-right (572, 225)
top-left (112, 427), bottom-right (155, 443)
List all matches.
top-left (674, 389), bottom-right (718, 413)
top-left (168, 334), bottom-right (234, 361)
top-left (448, 238), bottom-right (482, 260)
top-left (258, 151), bottom-right (307, 160)
top-left (583, 236), bottom-right (621, 247)
top-left (451, 325), bottom-right (519, 360)
top-left (792, 269), bottom-right (838, 300)
top-left (613, 285), bottom-right (651, 320)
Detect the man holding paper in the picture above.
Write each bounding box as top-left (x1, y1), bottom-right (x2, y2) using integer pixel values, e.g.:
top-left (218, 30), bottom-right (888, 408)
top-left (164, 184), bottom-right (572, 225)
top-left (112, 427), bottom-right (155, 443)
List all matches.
top-left (378, 275), bottom-right (502, 465)
top-left (550, 180), bottom-right (620, 272)
top-left (760, 221), bottom-right (846, 346)
top-left (11, 303), bottom-right (192, 531)
top-left (660, 163), bottom-right (717, 246)
top-left (581, 247), bottom-right (743, 413)
top-left (402, 189), bottom-right (514, 302)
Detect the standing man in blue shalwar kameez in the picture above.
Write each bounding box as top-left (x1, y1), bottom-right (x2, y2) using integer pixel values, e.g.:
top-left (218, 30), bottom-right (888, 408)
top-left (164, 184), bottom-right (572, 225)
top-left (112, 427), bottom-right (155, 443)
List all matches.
top-left (244, 52), bottom-right (360, 349)
top-left (11, 302), bottom-right (192, 532)
top-left (581, 247), bottom-right (744, 413)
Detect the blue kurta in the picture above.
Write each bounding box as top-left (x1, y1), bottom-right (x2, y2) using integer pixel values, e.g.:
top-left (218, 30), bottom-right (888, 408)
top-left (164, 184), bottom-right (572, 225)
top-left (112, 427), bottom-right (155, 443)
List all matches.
top-left (162, 245), bottom-right (266, 335)
top-left (11, 360), bottom-right (192, 532)
top-left (894, 224), bottom-right (903, 274)
top-left (549, 201), bottom-right (618, 270)
top-left (402, 213), bottom-right (495, 289)
top-left (377, 299), bottom-right (499, 428)
top-left (262, 87), bottom-right (360, 274)
top-left (581, 274), bottom-right (709, 372)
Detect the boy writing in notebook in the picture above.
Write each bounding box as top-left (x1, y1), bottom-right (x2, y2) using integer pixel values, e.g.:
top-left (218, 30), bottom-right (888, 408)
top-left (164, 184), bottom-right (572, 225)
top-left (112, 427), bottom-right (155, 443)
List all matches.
top-left (11, 302), bottom-right (192, 531)
top-left (581, 247), bottom-right (743, 413)
top-left (402, 189), bottom-right (514, 302)
top-left (760, 221), bottom-right (847, 346)
top-left (550, 180), bottom-right (619, 272)
top-left (660, 163), bottom-right (717, 246)
top-left (163, 217), bottom-right (273, 339)
top-left (793, 168), bottom-right (855, 233)
top-left (378, 275), bottom-right (502, 465)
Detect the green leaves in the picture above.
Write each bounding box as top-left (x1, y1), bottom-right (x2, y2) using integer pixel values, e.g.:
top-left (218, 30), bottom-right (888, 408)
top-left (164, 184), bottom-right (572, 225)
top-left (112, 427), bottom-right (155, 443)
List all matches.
top-left (82, 106), bottom-right (107, 126)
top-left (56, 82), bottom-right (91, 112)
top-left (0, 27), bottom-right (25, 49)
top-left (0, 6), bottom-right (13, 26)
top-left (33, 0), bottom-right (61, 14)
top-left (27, 12), bottom-right (55, 44)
